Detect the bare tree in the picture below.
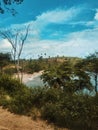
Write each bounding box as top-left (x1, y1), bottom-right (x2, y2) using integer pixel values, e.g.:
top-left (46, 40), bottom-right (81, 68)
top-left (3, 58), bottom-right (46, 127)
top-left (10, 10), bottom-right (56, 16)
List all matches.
top-left (0, 25), bottom-right (30, 82)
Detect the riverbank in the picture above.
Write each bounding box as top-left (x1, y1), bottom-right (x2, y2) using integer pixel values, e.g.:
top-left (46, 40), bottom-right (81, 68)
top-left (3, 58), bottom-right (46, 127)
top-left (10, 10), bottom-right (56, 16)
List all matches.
top-left (13, 71), bottom-right (43, 84)
top-left (22, 71), bottom-right (43, 84)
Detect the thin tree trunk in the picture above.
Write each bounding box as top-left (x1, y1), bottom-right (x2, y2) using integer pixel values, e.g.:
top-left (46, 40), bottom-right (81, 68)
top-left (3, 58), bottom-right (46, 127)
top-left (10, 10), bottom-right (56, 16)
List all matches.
top-left (0, 25), bottom-right (30, 82)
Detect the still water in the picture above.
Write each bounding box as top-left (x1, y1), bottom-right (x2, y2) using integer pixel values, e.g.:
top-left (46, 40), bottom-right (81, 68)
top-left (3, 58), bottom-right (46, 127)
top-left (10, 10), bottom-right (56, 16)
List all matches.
top-left (25, 76), bottom-right (44, 87)
top-left (25, 75), bottom-right (97, 95)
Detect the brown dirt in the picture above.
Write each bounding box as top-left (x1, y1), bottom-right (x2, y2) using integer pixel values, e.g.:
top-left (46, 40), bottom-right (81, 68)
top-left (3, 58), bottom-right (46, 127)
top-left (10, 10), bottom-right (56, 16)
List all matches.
top-left (0, 107), bottom-right (68, 130)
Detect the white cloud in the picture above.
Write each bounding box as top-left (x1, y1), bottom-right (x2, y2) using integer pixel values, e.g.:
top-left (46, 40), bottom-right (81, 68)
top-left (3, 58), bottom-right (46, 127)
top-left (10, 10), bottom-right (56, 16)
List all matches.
top-left (21, 27), bottom-right (98, 59)
top-left (94, 9), bottom-right (98, 20)
top-left (64, 28), bottom-right (98, 56)
top-left (0, 39), bottom-right (11, 52)
top-left (1, 26), bottom-right (96, 59)
top-left (36, 7), bottom-right (80, 24)
top-left (5, 7), bottom-right (82, 39)
top-left (1, 39), bottom-right (11, 48)
top-left (1, 28), bottom-right (98, 59)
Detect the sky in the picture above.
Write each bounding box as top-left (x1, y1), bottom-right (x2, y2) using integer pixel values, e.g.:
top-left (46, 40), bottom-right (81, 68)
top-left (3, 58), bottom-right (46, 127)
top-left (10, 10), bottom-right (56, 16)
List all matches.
top-left (0, 0), bottom-right (98, 59)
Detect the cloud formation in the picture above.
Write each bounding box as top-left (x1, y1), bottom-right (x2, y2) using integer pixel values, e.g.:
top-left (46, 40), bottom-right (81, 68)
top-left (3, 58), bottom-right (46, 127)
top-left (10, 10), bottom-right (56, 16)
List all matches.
top-left (94, 9), bottom-right (98, 20)
top-left (24, 6), bottom-right (82, 39)
top-left (0, 39), bottom-right (11, 52)
top-left (36, 7), bottom-right (80, 24)
top-left (0, 5), bottom-right (98, 59)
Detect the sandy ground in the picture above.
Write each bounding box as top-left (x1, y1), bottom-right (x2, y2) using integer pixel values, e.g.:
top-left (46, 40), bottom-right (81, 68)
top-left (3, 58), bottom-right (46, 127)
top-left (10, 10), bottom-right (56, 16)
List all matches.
top-left (0, 107), bottom-right (54, 130)
top-left (22, 71), bottom-right (43, 83)
top-left (13, 71), bottom-right (43, 84)
top-left (0, 107), bottom-right (68, 130)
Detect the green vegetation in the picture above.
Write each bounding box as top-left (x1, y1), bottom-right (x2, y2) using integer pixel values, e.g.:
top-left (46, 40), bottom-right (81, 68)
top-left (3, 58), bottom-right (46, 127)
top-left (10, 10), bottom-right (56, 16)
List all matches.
top-left (0, 53), bottom-right (11, 72)
top-left (41, 58), bottom-right (92, 93)
top-left (41, 92), bottom-right (98, 130)
top-left (84, 52), bottom-right (98, 93)
top-left (0, 75), bottom-right (98, 130)
top-left (0, 52), bottom-right (98, 130)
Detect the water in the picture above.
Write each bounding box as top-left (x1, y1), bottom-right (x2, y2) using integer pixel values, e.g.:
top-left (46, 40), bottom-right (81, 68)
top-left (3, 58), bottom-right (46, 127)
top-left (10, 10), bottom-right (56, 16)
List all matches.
top-left (25, 74), bottom-right (97, 94)
top-left (25, 76), bottom-right (44, 87)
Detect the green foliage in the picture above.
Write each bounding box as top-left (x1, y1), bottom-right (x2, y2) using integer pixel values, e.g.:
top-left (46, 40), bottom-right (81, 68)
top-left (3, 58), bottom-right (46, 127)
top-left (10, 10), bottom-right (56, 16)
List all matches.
top-left (25, 60), bottom-right (43, 73)
top-left (84, 52), bottom-right (98, 93)
top-left (0, 73), bottom-right (35, 114)
top-left (41, 59), bottom-right (93, 93)
top-left (8, 88), bottom-right (34, 114)
top-left (0, 73), bottom-right (98, 130)
top-left (3, 67), bottom-right (16, 75)
top-left (28, 87), bottom-right (46, 108)
top-left (23, 57), bottom-right (63, 74)
top-left (0, 73), bottom-right (25, 96)
top-left (0, 56), bottom-right (98, 130)
top-left (73, 60), bottom-right (93, 92)
top-left (42, 88), bottom-right (62, 103)
top-left (0, 53), bottom-right (11, 72)
top-left (41, 92), bottom-right (98, 130)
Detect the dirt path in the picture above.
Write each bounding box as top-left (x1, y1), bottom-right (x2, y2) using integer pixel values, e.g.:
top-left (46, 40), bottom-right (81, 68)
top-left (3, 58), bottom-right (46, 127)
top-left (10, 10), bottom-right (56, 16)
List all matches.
top-left (0, 107), bottom-right (68, 130)
top-left (0, 107), bottom-right (54, 130)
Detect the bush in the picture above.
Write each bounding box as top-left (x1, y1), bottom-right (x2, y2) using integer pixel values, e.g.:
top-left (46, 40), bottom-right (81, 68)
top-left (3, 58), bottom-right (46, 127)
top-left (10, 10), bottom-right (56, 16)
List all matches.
top-left (3, 67), bottom-right (16, 75)
top-left (28, 87), bottom-right (47, 108)
top-left (8, 88), bottom-right (34, 114)
top-left (42, 88), bottom-right (62, 103)
top-left (0, 73), bottom-right (25, 96)
top-left (0, 74), bottom-right (34, 114)
top-left (0, 74), bottom-right (97, 130)
top-left (41, 93), bottom-right (98, 130)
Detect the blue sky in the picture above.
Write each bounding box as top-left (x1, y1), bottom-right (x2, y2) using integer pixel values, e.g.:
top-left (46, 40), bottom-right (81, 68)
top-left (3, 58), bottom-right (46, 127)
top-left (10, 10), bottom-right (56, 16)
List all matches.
top-left (0, 0), bottom-right (98, 59)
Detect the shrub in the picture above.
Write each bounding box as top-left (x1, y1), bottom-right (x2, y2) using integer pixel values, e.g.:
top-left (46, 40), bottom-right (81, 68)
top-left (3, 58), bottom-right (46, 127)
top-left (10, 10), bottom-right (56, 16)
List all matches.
top-left (0, 74), bottom-right (34, 114)
top-left (42, 88), bottom-right (62, 103)
top-left (0, 74), bottom-right (97, 130)
top-left (0, 73), bottom-right (25, 96)
top-left (29, 87), bottom-right (51, 107)
top-left (41, 93), bottom-right (98, 130)
top-left (8, 88), bottom-right (34, 114)
top-left (3, 67), bottom-right (16, 75)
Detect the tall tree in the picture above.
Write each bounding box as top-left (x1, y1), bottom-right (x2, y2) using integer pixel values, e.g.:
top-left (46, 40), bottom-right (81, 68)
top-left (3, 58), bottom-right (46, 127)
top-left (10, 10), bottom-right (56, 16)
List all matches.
top-left (74, 60), bottom-right (93, 92)
top-left (41, 59), bottom-right (92, 93)
top-left (0, 25), bottom-right (29, 81)
top-left (0, 0), bottom-right (24, 15)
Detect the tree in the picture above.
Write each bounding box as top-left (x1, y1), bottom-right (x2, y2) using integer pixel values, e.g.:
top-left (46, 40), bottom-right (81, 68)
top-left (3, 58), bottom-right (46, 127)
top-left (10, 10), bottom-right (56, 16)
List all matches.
top-left (84, 52), bottom-right (98, 94)
top-left (0, 25), bottom-right (29, 81)
top-left (0, 0), bottom-right (24, 15)
top-left (41, 59), bottom-right (92, 93)
top-left (0, 52), bottom-right (11, 72)
top-left (74, 60), bottom-right (93, 92)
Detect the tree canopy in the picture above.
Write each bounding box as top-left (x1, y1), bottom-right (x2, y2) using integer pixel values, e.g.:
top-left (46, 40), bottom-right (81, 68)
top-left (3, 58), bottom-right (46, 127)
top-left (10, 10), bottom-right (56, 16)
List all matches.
top-left (41, 59), bottom-right (92, 93)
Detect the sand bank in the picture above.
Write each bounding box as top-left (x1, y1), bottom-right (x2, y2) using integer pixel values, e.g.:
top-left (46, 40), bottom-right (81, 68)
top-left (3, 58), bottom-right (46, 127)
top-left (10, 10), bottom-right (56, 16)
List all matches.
top-left (14, 70), bottom-right (43, 83)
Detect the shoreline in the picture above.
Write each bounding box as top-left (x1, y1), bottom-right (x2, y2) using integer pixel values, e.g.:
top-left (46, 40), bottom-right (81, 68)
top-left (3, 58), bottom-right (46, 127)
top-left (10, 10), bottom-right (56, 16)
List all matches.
top-left (14, 70), bottom-right (43, 84)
